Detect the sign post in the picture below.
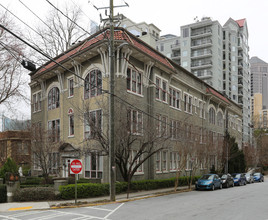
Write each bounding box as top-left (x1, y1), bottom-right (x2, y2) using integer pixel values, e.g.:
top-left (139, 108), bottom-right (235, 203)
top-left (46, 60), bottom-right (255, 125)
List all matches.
top-left (70, 159), bottom-right (82, 204)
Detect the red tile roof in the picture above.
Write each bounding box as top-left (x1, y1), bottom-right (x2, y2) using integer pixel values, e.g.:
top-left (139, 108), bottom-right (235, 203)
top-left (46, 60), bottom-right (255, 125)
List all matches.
top-left (236, 19), bottom-right (246, 28)
top-left (33, 28), bottom-right (174, 77)
top-left (206, 87), bottom-right (230, 104)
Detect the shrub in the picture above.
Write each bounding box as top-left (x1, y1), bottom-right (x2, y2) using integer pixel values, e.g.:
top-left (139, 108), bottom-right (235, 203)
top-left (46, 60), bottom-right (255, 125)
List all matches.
top-left (21, 177), bottom-right (42, 185)
top-left (14, 187), bottom-right (56, 202)
top-left (0, 184), bottom-right (7, 203)
top-left (60, 183), bottom-right (109, 200)
top-left (59, 176), bottom-right (200, 200)
top-left (0, 158), bottom-right (18, 179)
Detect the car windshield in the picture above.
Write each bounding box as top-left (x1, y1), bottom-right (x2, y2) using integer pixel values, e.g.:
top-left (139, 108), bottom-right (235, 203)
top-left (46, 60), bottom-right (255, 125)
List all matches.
top-left (254, 173), bottom-right (260, 176)
top-left (201, 174), bottom-right (214, 180)
top-left (232, 174), bottom-right (240, 178)
top-left (221, 174), bottom-right (227, 178)
top-left (245, 173), bottom-right (250, 177)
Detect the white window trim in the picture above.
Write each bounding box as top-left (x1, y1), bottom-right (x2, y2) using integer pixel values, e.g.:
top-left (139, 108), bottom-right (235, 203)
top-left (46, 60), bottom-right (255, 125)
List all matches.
top-left (67, 76), bottom-right (74, 98)
top-left (155, 75), bottom-right (168, 104)
top-left (32, 90), bottom-right (42, 113)
top-left (84, 109), bottom-right (102, 140)
top-left (169, 86), bottom-right (182, 111)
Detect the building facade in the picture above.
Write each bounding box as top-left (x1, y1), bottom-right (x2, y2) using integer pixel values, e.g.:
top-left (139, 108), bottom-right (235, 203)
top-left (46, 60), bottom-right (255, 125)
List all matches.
top-left (157, 17), bottom-right (251, 146)
top-left (0, 131), bottom-right (31, 167)
top-left (29, 27), bottom-right (242, 183)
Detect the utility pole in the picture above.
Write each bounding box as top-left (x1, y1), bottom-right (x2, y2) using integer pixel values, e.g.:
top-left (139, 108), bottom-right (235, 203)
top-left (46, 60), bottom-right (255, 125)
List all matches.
top-left (109, 0), bottom-right (116, 202)
top-left (94, 0), bottom-right (128, 202)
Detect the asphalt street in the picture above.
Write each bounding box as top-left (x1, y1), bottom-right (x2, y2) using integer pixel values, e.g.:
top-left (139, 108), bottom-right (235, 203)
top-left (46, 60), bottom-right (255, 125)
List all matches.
top-left (0, 178), bottom-right (267, 220)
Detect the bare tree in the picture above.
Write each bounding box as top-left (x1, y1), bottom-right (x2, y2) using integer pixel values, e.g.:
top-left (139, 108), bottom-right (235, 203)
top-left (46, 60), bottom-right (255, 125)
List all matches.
top-left (0, 11), bottom-right (28, 109)
top-left (31, 123), bottom-right (60, 183)
top-left (27, 3), bottom-right (92, 63)
top-left (82, 100), bottom-right (170, 198)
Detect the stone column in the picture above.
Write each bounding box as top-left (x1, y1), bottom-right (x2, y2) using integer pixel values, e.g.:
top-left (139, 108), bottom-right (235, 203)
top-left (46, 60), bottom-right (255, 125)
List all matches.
top-left (54, 179), bottom-right (68, 195)
top-left (6, 181), bottom-right (20, 203)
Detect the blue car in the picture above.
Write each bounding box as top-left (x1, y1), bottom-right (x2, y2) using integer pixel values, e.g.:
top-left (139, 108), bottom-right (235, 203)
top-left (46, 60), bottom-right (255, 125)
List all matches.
top-left (232, 173), bottom-right (247, 186)
top-left (253, 173), bottom-right (264, 182)
top-left (195, 174), bottom-right (222, 191)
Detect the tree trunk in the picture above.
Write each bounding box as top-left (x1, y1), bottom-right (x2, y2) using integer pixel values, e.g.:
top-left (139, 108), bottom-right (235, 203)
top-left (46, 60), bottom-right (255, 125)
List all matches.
top-left (174, 169), bottom-right (181, 192)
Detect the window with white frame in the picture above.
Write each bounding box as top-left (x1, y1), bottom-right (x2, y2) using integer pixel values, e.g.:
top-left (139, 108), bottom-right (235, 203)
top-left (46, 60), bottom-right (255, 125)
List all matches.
top-left (84, 69), bottom-right (102, 99)
top-left (169, 87), bottom-right (181, 109)
top-left (48, 119), bottom-right (60, 142)
top-left (156, 151), bottom-right (161, 171)
top-left (194, 97), bottom-right (198, 114)
top-left (188, 96), bottom-right (193, 113)
top-left (199, 101), bottom-right (206, 119)
top-left (162, 151), bottom-right (167, 171)
top-left (48, 87), bottom-right (60, 110)
top-left (156, 114), bottom-right (168, 137)
top-left (48, 152), bottom-right (59, 171)
top-left (68, 109), bottom-right (74, 136)
top-left (85, 152), bottom-right (103, 178)
top-left (33, 91), bottom-right (41, 112)
top-left (209, 107), bottom-right (216, 125)
top-left (184, 94), bottom-right (188, 112)
top-left (84, 109), bottom-right (102, 139)
top-left (127, 68), bottom-right (142, 95)
top-left (130, 150), bottom-right (143, 173)
top-left (217, 111), bottom-right (224, 127)
top-left (170, 152), bottom-right (180, 171)
top-left (68, 77), bottom-right (74, 97)
top-left (155, 76), bottom-right (168, 102)
top-left (127, 109), bottom-right (143, 135)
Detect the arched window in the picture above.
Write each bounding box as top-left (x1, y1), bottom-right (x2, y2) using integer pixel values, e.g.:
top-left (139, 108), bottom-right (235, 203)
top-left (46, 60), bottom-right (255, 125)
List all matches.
top-left (209, 107), bottom-right (216, 125)
top-left (48, 87), bottom-right (60, 110)
top-left (84, 69), bottom-right (102, 99)
top-left (217, 111), bottom-right (224, 127)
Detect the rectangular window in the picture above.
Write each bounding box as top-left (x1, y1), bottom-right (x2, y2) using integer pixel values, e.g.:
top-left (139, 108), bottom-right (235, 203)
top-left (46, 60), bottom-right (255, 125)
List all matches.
top-left (127, 68), bottom-right (142, 95)
top-left (155, 76), bottom-right (168, 102)
top-left (156, 151), bottom-right (161, 171)
top-left (33, 91), bottom-right (41, 112)
top-left (169, 87), bottom-right (181, 109)
top-left (162, 151), bottom-right (167, 171)
top-left (170, 152), bottom-right (180, 171)
top-left (127, 109), bottom-right (143, 135)
top-left (69, 114), bottom-right (74, 136)
top-left (48, 119), bottom-right (60, 142)
top-left (182, 28), bottom-right (189, 38)
top-left (184, 94), bottom-right (188, 112)
top-left (130, 150), bottom-right (143, 173)
top-left (84, 110), bottom-right (102, 139)
top-left (85, 152), bottom-right (103, 178)
top-left (188, 96), bottom-right (192, 113)
top-left (68, 78), bottom-right (74, 97)
top-left (156, 114), bottom-right (168, 137)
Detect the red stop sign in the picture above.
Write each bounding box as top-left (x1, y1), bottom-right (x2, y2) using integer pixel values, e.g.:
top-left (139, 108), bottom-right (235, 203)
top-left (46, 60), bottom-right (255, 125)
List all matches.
top-left (70, 159), bottom-right (82, 174)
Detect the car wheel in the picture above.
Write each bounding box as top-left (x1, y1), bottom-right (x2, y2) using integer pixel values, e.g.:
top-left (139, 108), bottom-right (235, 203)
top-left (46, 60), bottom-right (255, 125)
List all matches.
top-left (211, 184), bottom-right (215, 191)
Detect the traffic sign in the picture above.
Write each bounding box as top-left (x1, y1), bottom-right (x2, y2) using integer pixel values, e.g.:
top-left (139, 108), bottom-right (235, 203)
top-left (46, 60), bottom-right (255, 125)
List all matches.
top-left (70, 159), bottom-right (82, 174)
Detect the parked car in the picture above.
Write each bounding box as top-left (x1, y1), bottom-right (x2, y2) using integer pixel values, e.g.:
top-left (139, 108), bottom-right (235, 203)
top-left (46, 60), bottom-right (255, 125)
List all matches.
top-left (245, 173), bottom-right (254, 184)
top-left (220, 173), bottom-right (234, 188)
top-left (195, 174), bottom-right (222, 191)
top-left (253, 172), bottom-right (264, 182)
top-left (232, 173), bottom-right (247, 186)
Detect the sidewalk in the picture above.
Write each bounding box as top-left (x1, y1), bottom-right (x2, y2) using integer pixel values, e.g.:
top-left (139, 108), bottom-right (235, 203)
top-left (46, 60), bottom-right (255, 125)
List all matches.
top-left (0, 185), bottom-right (192, 212)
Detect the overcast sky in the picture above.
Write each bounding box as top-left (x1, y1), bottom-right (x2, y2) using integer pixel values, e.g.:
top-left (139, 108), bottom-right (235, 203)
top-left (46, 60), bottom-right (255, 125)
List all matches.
top-left (1, 0), bottom-right (268, 119)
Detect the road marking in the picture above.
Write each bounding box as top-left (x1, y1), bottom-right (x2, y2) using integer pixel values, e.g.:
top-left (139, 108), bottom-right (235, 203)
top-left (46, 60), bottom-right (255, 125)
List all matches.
top-left (85, 206), bottom-right (113, 212)
top-left (0, 215), bottom-right (20, 220)
top-left (8, 206), bottom-right (33, 211)
top-left (103, 203), bottom-right (124, 219)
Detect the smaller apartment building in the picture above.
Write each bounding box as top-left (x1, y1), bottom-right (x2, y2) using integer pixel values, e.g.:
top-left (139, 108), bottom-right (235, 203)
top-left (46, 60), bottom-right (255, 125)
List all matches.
top-left (0, 131), bottom-right (31, 167)
top-left (30, 27), bottom-right (242, 183)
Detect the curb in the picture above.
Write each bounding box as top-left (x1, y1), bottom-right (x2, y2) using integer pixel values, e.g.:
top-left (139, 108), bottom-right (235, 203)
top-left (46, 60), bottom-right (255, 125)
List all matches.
top-left (50, 187), bottom-right (194, 210)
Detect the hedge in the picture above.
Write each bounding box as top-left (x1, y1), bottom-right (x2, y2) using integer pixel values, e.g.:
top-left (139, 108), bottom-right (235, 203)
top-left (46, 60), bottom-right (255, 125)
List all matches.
top-left (14, 187), bottom-right (56, 202)
top-left (0, 184), bottom-right (7, 203)
top-left (59, 176), bottom-right (199, 200)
